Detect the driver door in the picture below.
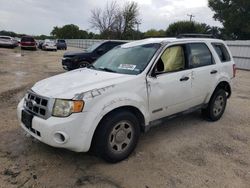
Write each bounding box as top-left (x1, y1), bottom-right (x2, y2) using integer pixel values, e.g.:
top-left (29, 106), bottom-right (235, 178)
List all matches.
top-left (147, 44), bottom-right (193, 121)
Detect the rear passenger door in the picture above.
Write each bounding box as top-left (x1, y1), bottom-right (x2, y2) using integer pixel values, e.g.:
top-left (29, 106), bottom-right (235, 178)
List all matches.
top-left (187, 43), bottom-right (218, 106)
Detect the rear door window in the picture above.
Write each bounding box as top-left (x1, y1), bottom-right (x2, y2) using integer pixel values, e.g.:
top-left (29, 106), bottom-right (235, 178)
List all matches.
top-left (21, 37), bottom-right (35, 42)
top-left (212, 43), bottom-right (231, 62)
top-left (188, 43), bottom-right (213, 68)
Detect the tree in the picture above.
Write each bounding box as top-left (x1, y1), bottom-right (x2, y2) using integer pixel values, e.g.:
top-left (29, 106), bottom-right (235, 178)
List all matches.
top-left (165, 21), bottom-right (218, 37)
top-left (89, 1), bottom-right (140, 39)
top-left (120, 1), bottom-right (140, 39)
top-left (144, 29), bottom-right (166, 37)
top-left (50, 24), bottom-right (89, 39)
top-left (89, 1), bottom-right (119, 39)
top-left (208, 0), bottom-right (250, 39)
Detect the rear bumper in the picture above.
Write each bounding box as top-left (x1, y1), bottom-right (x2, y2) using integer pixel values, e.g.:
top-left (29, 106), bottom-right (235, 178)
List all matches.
top-left (21, 45), bottom-right (36, 49)
top-left (43, 46), bottom-right (57, 50)
top-left (0, 43), bottom-right (18, 48)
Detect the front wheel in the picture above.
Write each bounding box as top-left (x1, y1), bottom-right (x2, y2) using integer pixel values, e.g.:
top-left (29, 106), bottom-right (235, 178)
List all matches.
top-left (92, 110), bottom-right (140, 163)
top-left (202, 89), bottom-right (227, 121)
top-left (79, 61), bottom-right (89, 68)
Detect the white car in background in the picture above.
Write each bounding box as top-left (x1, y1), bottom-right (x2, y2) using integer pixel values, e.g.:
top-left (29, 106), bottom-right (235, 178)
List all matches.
top-left (0, 36), bottom-right (18, 48)
top-left (42, 39), bottom-right (57, 51)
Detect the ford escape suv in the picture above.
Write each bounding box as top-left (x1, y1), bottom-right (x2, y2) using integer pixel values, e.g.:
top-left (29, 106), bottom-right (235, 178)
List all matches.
top-left (17, 37), bottom-right (235, 163)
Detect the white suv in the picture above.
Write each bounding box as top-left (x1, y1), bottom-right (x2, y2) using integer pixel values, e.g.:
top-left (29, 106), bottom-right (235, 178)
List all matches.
top-left (17, 37), bottom-right (235, 162)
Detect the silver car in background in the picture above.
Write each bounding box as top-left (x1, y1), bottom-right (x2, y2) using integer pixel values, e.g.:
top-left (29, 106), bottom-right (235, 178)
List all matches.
top-left (0, 36), bottom-right (18, 48)
top-left (42, 39), bottom-right (57, 51)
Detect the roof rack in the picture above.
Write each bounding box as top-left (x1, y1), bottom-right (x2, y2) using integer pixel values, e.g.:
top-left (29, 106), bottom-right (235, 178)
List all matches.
top-left (177, 34), bottom-right (216, 39)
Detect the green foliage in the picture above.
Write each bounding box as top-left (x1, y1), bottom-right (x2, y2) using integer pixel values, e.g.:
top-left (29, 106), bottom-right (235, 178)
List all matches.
top-left (50, 24), bottom-right (90, 39)
top-left (166, 21), bottom-right (208, 37)
top-left (144, 29), bottom-right (166, 37)
top-left (208, 0), bottom-right (250, 39)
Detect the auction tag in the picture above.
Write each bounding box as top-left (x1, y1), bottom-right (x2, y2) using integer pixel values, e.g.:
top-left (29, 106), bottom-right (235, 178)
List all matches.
top-left (118, 64), bottom-right (136, 70)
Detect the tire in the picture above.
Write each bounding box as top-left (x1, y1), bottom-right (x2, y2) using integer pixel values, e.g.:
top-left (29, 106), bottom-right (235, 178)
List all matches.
top-left (92, 110), bottom-right (140, 163)
top-left (202, 89), bottom-right (227, 121)
top-left (79, 61), bottom-right (89, 68)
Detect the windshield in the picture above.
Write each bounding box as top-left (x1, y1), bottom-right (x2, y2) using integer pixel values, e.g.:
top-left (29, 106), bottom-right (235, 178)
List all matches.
top-left (92, 43), bottom-right (161, 75)
top-left (85, 42), bottom-right (102, 52)
top-left (21, 37), bottom-right (35, 42)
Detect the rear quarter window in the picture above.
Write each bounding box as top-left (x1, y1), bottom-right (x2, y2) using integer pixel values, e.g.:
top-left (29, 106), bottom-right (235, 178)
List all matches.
top-left (212, 43), bottom-right (231, 62)
top-left (58, 40), bottom-right (65, 43)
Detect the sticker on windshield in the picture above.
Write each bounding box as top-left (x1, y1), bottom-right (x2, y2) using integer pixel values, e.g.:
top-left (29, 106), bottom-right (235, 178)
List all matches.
top-left (118, 64), bottom-right (136, 70)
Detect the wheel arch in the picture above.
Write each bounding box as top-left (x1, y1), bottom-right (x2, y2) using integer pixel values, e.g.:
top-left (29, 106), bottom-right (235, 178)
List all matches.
top-left (96, 105), bottom-right (145, 132)
top-left (214, 81), bottom-right (231, 98)
top-left (90, 105), bottom-right (146, 151)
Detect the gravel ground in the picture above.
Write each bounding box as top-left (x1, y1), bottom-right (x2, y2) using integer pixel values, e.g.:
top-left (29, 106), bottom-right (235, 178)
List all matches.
top-left (0, 47), bottom-right (250, 188)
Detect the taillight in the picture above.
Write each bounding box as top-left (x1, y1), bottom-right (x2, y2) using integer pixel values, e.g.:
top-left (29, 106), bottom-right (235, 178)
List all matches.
top-left (233, 64), bottom-right (236, 77)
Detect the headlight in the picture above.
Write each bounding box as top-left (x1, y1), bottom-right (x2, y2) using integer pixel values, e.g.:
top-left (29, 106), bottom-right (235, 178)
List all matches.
top-left (52, 99), bottom-right (84, 117)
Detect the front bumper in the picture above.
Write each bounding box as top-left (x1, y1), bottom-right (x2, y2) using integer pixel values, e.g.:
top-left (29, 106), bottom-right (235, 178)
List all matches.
top-left (62, 58), bottom-right (79, 70)
top-left (17, 99), bottom-right (93, 152)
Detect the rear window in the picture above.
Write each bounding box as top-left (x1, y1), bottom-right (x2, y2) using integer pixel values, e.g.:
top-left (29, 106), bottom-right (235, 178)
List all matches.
top-left (0, 36), bottom-right (11, 40)
top-left (58, 40), bottom-right (65, 43)
top-left (21, 37), bottom-right (35, 42)
top-left (212, 43), bottom-right (231, 62)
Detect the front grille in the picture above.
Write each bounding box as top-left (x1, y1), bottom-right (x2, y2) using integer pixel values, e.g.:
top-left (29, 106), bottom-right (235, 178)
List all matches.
top-left (24, 90), bottom-right (51, 119)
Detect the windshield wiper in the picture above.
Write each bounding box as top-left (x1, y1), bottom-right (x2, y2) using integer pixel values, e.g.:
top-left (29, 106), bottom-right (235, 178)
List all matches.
top-left (98, 67), bottom-right (117, 73)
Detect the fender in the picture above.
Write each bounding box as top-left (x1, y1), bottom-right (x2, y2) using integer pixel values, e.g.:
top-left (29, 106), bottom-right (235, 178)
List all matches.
top-left (78, 91), bottom-right (149, 151)
top-left (205, 75), bottom-right (232, 104)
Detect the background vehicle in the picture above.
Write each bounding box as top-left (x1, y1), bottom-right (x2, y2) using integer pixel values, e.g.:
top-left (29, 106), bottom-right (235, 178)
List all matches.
top-left (56, 39), bottom-right (67, 50)
top-left (0, 36), bottom-right (18, 48)
top-left (42, 39), bottom-right (57, 51)
top-left (20, 36), bottom-right (36, 50)
top-left (62, 40), bottom-right (126, 70)
top-left (38, 40), bottom-right (44, 49)
top-left (17, 37), bottom-right (235, 163)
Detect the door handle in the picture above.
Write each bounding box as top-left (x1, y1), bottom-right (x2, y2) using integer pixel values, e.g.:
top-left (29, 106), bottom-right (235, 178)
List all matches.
top-left (180, 76), bottom-right (189, 81)
top-left (210, 70), bottom-right (218, 74)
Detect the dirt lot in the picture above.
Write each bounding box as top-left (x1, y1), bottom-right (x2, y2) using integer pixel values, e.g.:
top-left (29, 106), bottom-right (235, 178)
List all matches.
top-left (0, 47), bottom-right (249, 188)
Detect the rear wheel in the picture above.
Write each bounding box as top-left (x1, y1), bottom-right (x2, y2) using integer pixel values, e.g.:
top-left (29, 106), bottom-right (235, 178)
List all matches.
top-left (92, 110), bottom-right (140, 163)
top-left (202, 89), bottom-right (227, 121)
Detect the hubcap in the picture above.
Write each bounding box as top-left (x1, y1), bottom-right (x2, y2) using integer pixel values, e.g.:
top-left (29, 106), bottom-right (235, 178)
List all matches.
top-left (213, 95), bottom-right (224, 117)
top-left (109, 121), bottom-right (133, 153)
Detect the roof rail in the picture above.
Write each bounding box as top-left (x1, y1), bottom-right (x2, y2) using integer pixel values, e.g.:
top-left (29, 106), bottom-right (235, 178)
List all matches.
top-left (177, 34), bottom-right (216, 39)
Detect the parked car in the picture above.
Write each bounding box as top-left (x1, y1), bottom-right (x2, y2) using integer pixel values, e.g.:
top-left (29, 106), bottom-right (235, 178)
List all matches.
top-left (20, 36), bottom-right (36, 50)
top-left (42, 39), bottom-right (57, 51)
top-left (17, 36), bottom-right (235, 163)
top-left (62, 40), bottom-right (126, 70)
top-left (0, 36), bottom-right (18, 48)
top-left (37, 40), bottom-right (44, 49)
top-left (56, 39), bottom-right (67, 50)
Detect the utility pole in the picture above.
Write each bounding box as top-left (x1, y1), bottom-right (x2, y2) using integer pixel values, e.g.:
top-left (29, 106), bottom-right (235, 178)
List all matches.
top-left (187, 14), bottom-right (195, 22)
top-left (135, 19), bottom-right (141, 39)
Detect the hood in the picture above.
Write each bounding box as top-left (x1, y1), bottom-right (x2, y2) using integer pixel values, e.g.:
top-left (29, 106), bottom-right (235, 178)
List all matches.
top-left (63, 50), bottom-right (89, 57)
top-left (31, 68), bottom-right (133, 99)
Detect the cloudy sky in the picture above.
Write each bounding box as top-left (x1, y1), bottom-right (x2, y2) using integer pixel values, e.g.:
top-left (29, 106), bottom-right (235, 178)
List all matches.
top-left (0, 0), bottom-right (221, 35)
